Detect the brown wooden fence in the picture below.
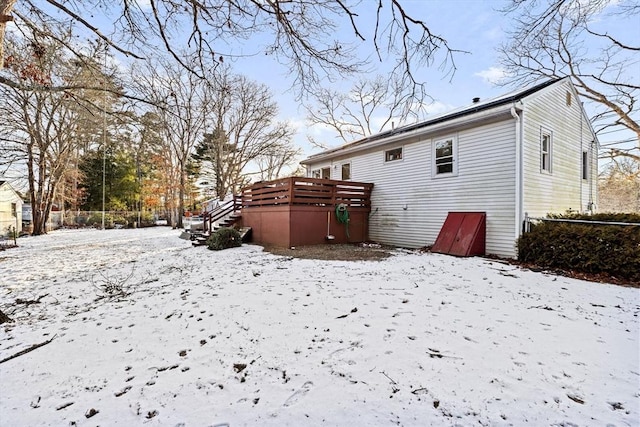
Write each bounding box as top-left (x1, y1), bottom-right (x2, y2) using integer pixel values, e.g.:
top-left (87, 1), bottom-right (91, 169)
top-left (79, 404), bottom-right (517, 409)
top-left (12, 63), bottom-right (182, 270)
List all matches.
top-left (238, 177), bottom-right (373, 209)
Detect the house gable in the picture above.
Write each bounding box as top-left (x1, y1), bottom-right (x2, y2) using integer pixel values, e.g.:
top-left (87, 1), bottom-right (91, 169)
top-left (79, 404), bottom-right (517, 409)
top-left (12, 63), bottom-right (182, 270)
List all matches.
top-left (518, 78), bottom-right (598, 216)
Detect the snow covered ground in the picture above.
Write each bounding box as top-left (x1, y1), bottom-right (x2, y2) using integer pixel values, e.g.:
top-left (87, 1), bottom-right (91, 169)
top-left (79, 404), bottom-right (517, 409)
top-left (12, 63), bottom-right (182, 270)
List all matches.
top-left (0, 227), bottom-right (638, 426)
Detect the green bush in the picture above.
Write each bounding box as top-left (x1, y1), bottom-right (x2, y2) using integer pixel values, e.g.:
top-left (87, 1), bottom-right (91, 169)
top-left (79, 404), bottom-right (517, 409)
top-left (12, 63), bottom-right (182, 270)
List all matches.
top-left (207, 227), bottom-right (242, 251)
top-left (87, 212), bottom-right (114, 228)
top-left (517, 213), bottom-right (640, 281)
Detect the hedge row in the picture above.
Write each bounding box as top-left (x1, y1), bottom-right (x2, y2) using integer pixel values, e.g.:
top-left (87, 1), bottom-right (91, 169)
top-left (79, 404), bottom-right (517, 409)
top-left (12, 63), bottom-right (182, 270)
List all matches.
top-left (517, 213), bottom-right (640, 282)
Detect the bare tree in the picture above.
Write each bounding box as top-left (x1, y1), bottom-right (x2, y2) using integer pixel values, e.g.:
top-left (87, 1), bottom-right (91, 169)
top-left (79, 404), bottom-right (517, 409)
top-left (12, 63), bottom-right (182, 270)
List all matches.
top-left (0, 0), bottom-right (16, 69)
top-left (0, 30), bottom-right (115, 234)
top-left (1, 1), bottom-right (459, 99)
top-left (255, 142), bottom-right (302, 182)
top-left (499, 0), bottom-right (639, 161)
top-left (598, 157), bottom-right (640, 213)
top-left (193, 66), bottom-right (296, 197)
top-left (133, 57), bottom-right (208, 228)
top-left (305, 73), bottom-right (429, 145)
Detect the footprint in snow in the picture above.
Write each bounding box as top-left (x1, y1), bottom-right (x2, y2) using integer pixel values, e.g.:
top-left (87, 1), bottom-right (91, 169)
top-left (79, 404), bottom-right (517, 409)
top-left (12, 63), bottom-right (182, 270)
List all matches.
top-left (283, 381), bottom-right (313, 407)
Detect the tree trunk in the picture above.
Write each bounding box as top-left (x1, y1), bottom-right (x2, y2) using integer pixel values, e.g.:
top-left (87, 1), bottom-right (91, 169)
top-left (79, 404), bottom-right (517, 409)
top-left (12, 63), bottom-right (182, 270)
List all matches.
top-left (0, 308), bottom-right (11, 324)
top-left (0, 0), bottom-right (17, 69)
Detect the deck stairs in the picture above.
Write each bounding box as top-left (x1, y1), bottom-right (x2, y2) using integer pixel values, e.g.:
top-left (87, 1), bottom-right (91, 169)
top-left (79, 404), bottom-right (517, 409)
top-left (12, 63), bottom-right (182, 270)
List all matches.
top-left (181, 198), bottom-right (249, 246)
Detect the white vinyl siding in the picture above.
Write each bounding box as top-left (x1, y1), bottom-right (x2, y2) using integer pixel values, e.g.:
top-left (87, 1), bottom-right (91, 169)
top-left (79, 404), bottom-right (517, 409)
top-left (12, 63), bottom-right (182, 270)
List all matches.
top-left (522, 80), bottom-right (596, 216)
top-left (345, 120), bottom-right (517, 257)
top-left (0, 183), bottom-right (23, 236)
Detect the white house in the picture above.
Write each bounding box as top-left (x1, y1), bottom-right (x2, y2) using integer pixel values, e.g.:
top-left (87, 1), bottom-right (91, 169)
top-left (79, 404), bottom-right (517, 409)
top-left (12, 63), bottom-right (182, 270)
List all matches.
top-left (301, 78), bottom-right (598, 258)
top-left (0, 180), bottom-right (23, 237)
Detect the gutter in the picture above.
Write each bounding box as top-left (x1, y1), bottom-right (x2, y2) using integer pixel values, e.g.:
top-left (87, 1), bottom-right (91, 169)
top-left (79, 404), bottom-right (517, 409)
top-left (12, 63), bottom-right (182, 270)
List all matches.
top-left (302, 104), bottom-right (516, 165)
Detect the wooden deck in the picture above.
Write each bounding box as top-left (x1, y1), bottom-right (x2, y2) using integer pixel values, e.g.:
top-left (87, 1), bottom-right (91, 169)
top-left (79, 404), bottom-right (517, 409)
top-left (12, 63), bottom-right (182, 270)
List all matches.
top-left (238, 177), bottom-right (374, 247)
top-left (238, 177), bottom-right (373, 209)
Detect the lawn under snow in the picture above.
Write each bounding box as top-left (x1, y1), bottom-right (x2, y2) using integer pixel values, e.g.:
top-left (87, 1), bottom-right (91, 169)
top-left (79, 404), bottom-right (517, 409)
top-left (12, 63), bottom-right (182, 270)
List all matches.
top-left (0, 227), bottom-right (638, 427)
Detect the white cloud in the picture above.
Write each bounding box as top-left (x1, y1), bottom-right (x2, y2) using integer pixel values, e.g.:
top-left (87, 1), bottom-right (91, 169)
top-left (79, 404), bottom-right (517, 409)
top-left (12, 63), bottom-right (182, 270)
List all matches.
top-left (474, 67), bottom-right (508, 85)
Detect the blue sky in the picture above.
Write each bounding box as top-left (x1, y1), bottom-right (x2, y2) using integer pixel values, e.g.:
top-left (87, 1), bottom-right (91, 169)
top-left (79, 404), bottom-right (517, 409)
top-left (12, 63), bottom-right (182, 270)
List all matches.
top-left (218, 0), bottom-right (638, 162)
top-left (234, 0), bottom-right (516, 154)
top-left (6, 0), bottom-right (638, 168)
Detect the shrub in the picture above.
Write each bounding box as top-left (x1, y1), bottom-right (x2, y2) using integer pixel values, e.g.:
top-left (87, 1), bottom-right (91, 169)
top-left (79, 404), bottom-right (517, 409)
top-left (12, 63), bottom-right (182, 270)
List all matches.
top-left (207, 227), bottom-right (242, 251)
top-left (87, 212), bottom-right (114, 228)
top-left (518, 213), bottom-right (640, 282)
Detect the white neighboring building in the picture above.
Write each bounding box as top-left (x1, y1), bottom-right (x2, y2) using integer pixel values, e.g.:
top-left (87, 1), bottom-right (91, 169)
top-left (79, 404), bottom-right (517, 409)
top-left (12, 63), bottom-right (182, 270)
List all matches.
top-left (301, 78), bottom-right (598, 258)
top-left (0, 180), bottom-right (23, 236)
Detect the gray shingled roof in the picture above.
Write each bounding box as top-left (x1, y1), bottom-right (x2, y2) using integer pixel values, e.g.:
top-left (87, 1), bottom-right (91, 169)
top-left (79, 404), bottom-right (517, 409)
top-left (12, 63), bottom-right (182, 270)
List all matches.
top-left (303, 77), bottom-right (564, 162)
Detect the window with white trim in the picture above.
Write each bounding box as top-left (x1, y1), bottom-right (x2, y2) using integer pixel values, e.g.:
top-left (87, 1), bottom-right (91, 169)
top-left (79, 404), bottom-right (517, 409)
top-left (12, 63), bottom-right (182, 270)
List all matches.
top-left (341, 163), bottom-right (351, 180)
top-left (433, 136), bottom-right (457, 176)
top-left (311, 167), bottom-right (331, 179)
top-left (541, 129), bottom-right (552, 172)
top-left (385, 147), bottom-right (403, 162)
top-left (582, 150), bottom-right (589, 180)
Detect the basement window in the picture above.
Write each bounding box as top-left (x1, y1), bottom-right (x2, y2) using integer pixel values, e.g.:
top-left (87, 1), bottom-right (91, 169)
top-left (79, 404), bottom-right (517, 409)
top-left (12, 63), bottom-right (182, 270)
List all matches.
top-left (385, 147), bottom-right (403, 162)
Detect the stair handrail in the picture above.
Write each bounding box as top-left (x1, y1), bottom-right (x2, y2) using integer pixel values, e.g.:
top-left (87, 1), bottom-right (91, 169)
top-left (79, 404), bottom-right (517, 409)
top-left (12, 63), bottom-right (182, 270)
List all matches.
top-left (203, 199), bottom-right (236, 233)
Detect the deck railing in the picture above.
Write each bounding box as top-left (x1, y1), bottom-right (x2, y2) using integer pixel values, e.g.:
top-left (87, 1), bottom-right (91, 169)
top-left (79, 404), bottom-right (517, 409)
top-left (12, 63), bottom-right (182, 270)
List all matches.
top-left (239, 177), bottom-right (373, 209)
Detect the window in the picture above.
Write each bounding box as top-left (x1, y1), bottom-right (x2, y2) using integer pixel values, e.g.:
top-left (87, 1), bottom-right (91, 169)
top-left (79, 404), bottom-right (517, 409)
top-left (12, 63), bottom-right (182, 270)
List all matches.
top-left (11, 203), bottom-right (17, 217)
top-left (385, 147), bottom-right (403, 162)
top-left (311, 167), bottom-right (331, 179)
top-left (433, 136), bottom-right (457, 176)
top-left (341, 163), bottom-right (351, 180)
top-left (541, 129), bottom-right (552, 172)
top-left (582, 150), bottom-right (589, 180)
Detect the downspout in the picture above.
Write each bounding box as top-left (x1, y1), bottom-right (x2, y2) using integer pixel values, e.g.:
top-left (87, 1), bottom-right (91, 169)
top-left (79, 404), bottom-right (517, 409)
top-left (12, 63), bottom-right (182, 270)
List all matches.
top-left (580, 109), bottom-right (583, 211)
top-left (511, 104), bottom-right (524, 241)
top-left (589, 138), bottom-right (596, 212)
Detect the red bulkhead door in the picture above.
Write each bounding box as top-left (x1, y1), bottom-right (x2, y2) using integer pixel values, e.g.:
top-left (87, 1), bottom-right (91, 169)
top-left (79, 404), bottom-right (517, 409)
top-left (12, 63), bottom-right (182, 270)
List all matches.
top-left (432, 212), bottom-right (486, 257)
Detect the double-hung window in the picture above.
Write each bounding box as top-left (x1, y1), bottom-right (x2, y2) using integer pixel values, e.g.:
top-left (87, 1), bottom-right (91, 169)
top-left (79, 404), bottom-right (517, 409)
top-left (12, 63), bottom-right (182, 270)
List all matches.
top-left (541, 129), bottom-right (552, 173)
top-left (582, 150), bottom-right (589, 180)
top-left (433, 136), bottom-right (457, 177)
top-left (341, 163), bottom-right (351, 180)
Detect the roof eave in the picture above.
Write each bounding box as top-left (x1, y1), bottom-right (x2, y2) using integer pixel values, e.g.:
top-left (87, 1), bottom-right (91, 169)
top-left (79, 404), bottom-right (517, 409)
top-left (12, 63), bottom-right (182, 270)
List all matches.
top-left (301, 103), bottom-right (517, 165)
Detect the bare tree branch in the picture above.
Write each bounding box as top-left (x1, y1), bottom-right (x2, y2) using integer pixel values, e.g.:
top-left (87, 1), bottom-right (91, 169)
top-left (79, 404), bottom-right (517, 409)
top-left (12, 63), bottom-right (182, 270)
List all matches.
top-left (499, 0), bottom-right (639, 161)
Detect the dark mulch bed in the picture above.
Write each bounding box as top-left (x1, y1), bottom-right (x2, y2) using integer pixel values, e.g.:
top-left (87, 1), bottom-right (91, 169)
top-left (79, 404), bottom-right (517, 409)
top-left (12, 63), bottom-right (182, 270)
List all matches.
top-left (263, 243), bottom-right (394, 261)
